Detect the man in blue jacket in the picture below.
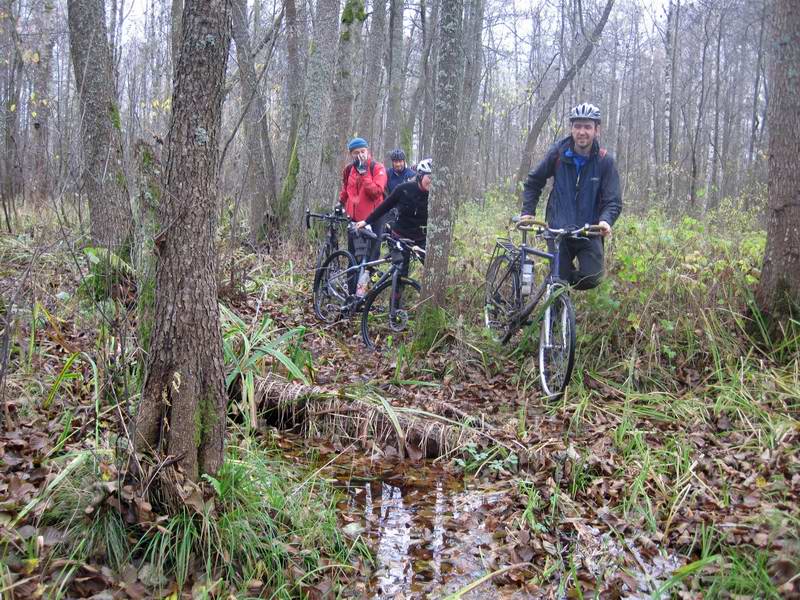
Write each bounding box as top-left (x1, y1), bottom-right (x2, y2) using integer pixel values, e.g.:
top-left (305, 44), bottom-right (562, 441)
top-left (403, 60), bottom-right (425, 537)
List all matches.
top-left (387, 149), bottom-right (416, 194)
top-left (522, 102), bottom-right (622, 290)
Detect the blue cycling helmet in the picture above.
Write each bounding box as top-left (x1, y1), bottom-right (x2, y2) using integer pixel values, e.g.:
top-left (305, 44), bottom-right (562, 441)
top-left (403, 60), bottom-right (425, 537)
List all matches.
top-left (347, 137), bottom-right (369, 151)
top-left (390, 148), bottom-right (406, 161)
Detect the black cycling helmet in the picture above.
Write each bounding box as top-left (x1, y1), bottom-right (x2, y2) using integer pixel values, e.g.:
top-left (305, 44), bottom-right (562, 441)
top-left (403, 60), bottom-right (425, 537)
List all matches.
top-left (390, 148), bottom-right (406, 161)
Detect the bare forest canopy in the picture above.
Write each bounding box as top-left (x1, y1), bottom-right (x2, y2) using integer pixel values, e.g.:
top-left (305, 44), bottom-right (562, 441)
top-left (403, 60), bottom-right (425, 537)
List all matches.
top-left (0, 0), bottom-right (771, 231)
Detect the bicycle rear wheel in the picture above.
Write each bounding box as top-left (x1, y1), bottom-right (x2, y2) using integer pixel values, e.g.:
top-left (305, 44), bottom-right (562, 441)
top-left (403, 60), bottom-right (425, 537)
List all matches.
top-left (313, 250), bottom-right (355, 322)
top-left (361, 277), bottom-right (421, 349)
top-left (484, 253), bottom-right (520, 342)
top-left (538, 287), bottom-right (576, 398)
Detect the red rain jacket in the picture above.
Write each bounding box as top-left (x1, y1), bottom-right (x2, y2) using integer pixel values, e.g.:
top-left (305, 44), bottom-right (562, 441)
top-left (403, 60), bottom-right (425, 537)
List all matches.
top-left (339, 157), bottom-right (388, 222)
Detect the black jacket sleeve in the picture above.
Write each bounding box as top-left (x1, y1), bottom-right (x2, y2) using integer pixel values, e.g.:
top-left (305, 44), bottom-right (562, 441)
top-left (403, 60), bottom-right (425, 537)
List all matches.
top-left (365, 188), bottom-right (400, 225)
top-left (522, 146), bottom-right (558, 216)
top-left (597, 153), bottom-right (622, 226)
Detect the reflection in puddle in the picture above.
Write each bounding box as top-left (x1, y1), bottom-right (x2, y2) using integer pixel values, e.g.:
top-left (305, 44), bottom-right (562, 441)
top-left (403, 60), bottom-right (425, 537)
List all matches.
top-left (333, 462), bottom-right (684, 599)
top-left (340, 473), bottom-right (502, 598)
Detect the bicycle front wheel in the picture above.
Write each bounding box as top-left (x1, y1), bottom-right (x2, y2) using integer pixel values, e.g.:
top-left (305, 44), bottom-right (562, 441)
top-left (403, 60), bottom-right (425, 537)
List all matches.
top-left (538, 287), bottom-right (576, 398)
top-left (361, 277), bottom-right (421, 350)
top-left (313, 250), bottom-right (355, 323)
top-left (484, 253), bottom-right (520, 343)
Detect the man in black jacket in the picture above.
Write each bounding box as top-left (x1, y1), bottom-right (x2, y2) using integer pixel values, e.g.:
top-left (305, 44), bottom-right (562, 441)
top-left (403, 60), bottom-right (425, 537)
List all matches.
top-left (355, 158), bottom-right (432, 275)
top-left (522, 102), bottom-right (622, 290)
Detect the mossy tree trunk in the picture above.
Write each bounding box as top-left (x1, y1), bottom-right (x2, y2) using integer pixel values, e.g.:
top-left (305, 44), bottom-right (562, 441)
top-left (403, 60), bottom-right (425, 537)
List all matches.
top-left (320, 0), bottom-right (366, 197)
top-left (135, 0), bottom-right (231, 481)
top-left (418, 0), bottom-right (463, 312)
top-left (67, 0), bottom-right (132, 249)
top-left (755, 0), bottom-right (800, 326)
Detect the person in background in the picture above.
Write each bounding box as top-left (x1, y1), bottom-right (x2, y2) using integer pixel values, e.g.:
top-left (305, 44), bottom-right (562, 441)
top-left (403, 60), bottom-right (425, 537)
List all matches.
top-left (387, 148), bottom-right (416, 194)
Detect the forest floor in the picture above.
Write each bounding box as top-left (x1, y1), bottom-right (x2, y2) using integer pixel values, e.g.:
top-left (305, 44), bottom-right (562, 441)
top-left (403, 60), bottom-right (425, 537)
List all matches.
top-left (1, 203), bottom-right (799, 598)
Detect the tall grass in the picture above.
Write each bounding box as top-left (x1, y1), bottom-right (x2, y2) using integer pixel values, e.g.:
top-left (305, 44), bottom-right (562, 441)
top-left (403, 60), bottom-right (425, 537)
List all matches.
top-left (32, 440), bottom-right (361, 597)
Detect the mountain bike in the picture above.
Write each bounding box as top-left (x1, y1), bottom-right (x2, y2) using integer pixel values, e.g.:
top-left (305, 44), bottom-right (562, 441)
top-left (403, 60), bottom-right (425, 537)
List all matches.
top-left (305, 206), bottom-right (350, 273)
top-left (312, 224), bottom-right (382, 322)
top-left (484, 215), bottom-right (603, 398)
top-left (314, 227), bottom-right (425, 349)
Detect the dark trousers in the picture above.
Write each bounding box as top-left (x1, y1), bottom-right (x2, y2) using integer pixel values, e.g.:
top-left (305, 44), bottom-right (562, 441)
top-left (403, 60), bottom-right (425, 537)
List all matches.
top-left (549, 236), bottom-right (604, 290)
top-left (347, 215), bottom-right (388, 293)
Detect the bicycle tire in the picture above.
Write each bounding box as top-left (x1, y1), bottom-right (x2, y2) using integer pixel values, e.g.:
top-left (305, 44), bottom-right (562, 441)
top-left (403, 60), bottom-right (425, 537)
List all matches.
top-left (361, 276), bottom-right (422, 350)
top-left (313, 250), bottom-right (356, 323)
top-left (484, 253), bottom-right (521, 343)
top-left (538, 287), bottom-right (576, 398)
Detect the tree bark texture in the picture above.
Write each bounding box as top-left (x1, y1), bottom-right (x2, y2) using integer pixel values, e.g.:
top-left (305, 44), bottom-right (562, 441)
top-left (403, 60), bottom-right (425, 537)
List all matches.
top-left (755, 0), bottom-right (800, 323)
top-left (513, 0), bottom-right (615, 191)
top-left (283, 0), bottom-right (304, 166)
top-left (403, 0), bottom-right (438, 163)
top-left (357, 0), bottom-right (386, 144)
top-left (320, 0), bottom-right (366, 195)
top-left (1, 0), bottom-right (24, 220)
top-left (67, 0), bottom-right (132, 249)
top-left (29, 0), bottom-right (56, 204)
top-left (291, 0), bottom-right (339, 224)
top-left (231, 0), bottom-right (278, 240)
top-left (136, 0), bottom-right (231, 481)
top-left (382, 0), bottom-right (404, 157)
top-left (419, 0), bottom-right (464, 308)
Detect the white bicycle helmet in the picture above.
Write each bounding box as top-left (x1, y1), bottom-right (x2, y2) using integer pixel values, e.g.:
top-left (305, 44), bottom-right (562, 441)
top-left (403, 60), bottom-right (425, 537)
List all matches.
top-left (416, 158), bottom-right (433, 175)
top-left (569, 103), bottom-right (601, 123)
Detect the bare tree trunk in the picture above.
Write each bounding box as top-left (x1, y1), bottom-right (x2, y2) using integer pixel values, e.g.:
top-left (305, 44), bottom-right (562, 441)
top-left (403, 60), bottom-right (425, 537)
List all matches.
top-left (748, 0), bottom-right (766, 166)
top-left (689, 14), bottom-right (710, 212)
top-left (419, 0), bottom-right (463, 308)
top-left (1, 0), bottom-right (24, 225)
top-left (708, 9), bottom-right (723, 209)
top-left (284, 0), bottom-right (304, 164)
top-left (320, 1), bottom-right (366, 197)
top-left (403, 0), bottom-right (438, 163)
top-left (755, 0), bottom-right (800, 325)
top-left (29, 0), bottom-right (56, 205)
top-left (231, 0), bottom-right (278, 240)
top-left (513, 0), bottom-right (615, 191)
top-left (136, 0), bottom-right (232, 481)
top-left (419, 3), bottom-right (439, 159)
top-left (290, 0), bottom-right (339, 225)
top-left (356, 0), bottom-right (386, 143)
top-left (455, 0), bottom-right (484, 197)
top-left (663, 0), bottom-right (680, 202)
top-left (67, 0), bottom-right (132, 249)
top-left (171, 0), bottom-right (183, 83)
top-left (382, 0), bottom-right (404, 157)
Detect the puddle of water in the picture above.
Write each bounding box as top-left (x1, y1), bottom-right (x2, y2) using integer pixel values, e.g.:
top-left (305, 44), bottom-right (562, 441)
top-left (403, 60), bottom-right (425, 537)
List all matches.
top-left (335, 466), bottom-right (523, 599)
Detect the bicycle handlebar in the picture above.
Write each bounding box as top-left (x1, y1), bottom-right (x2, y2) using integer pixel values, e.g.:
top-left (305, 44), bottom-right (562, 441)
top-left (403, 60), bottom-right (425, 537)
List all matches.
top-left (305, 207), bottom-right (350, 229)
top-left (380, 232), bottom-right (426, 260)
top-left (349, 223), bottom-right (378, 240)
top-left (513, 215), bottom-right (604, 238)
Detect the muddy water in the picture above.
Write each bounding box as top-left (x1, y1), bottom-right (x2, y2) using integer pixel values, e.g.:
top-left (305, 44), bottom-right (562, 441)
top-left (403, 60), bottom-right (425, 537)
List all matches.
top-left (330, 458), bottom-right (683, 599)
top-left (333, 462), bottom-right (524, 599)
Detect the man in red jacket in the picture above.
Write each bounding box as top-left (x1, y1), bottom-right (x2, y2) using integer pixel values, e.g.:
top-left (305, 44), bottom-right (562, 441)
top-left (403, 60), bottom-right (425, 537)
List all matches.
top-left (339, 137), bottom-right (388, 271)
